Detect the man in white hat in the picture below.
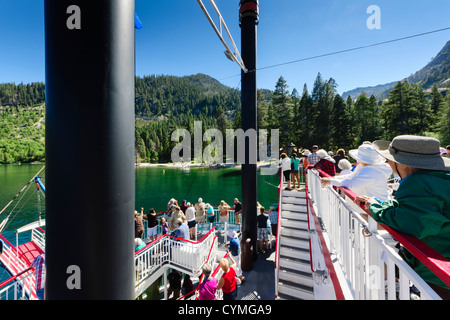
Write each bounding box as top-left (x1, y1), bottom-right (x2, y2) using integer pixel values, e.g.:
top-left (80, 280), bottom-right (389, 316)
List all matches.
top-left (361, 135), bottom-right (450, 299)
top-left (321, 143), bottom-right (392, 201)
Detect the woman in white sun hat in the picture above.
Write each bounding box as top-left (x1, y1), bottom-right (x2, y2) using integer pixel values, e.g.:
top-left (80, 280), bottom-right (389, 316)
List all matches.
top-left (321, 142), bottom-right (393, 201)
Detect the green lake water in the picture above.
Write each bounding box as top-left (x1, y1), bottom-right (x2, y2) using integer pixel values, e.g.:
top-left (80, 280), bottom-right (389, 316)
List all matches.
top-left (0, 163), bottom-right (279, 290)
top-left (1, 164), bottom-right (279, 240)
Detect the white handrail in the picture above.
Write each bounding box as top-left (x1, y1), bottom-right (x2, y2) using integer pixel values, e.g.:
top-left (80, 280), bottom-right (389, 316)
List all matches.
top-left (135, 229), bottom-right (218, 297)
top-left (307, 169), bottom-right (442, 300)
top-left (0, 270), bottom-right (36, 300)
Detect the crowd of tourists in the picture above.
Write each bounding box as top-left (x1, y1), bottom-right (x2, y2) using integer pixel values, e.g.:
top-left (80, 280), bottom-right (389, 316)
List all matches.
top-left (279, 136), bottom-right (450, 300)
top-left (134, 197), bottom-right (245, 245)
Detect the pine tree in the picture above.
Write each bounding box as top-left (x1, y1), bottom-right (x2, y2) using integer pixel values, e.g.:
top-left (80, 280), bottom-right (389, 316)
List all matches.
top-left (299, 84), bottom-right (314, 149)
top-left (410, 83), bottom-right (432, 134)
top-left (216, 106), bottom-right (228, 135)
top-left (430, 84), bottom-right (443, 115)
top-left (437, 94), bottom-right (450, 145)
top-left (381, 80), bottom-right (413, 138)
top-left (330, 94), bottom-right (353, 150)
top-left (257, 89), bottom-right (268, 130)
top-left (272, 76), bottom-right (292, 151)
top-left (352, 93), bottom-right (381, 144)
top-left (290, 88), bottom-right (300, 148)
top-left (311, 73), bottom-right (334, 148)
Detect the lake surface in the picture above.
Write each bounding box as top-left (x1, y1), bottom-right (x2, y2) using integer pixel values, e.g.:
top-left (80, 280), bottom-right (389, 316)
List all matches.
top-left (0, 164), bottom-right (280, 243)
top-left (0, 163), bottom-right (279, 295)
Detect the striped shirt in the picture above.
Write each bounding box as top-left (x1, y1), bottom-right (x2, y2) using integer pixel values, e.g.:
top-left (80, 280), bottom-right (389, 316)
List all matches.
top-left (269, 210), bottom-right (278, 224)
top-left (307, 152), bottom-right (319, 166)
top-left (31, 253), bottom-right (45, 290)
top-left (315, 159), bottom-right (336, 177)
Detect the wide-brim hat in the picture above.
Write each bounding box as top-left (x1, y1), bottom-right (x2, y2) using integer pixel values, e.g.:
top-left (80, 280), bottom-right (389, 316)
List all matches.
top-left (372, 135), bottom-right (450, 171)
top-left (349, 143), bottom-right (386, 165)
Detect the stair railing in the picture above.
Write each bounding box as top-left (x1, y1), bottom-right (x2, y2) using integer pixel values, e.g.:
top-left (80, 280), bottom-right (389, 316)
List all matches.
top-left (0, 267), bottom-right (35, 300)
top-left (134, 227), bottom-right (217, 294)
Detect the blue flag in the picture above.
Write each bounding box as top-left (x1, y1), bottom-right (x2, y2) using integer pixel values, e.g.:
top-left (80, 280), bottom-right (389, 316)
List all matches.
top-left (135, 12), bottom-right (143, 29)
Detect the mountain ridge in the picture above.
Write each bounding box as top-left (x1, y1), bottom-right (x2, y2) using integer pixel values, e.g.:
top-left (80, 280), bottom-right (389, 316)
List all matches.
top-left (343, 40), bottom-right (450, 100)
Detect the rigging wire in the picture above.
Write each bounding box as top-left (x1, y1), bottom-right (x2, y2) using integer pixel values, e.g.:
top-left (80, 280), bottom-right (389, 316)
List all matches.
top-left (219, 26), bottom-right (450, 80)
top-left (0, 188), bottom-right (38, 233)
top-left (0, 165), bottom-right (45, 216)
top-left (0, 166), bottom-right (45, 233)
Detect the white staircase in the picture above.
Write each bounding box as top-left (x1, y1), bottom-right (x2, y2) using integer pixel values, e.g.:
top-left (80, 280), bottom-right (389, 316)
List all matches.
top-left (276, 188), bottom-right (315, 300)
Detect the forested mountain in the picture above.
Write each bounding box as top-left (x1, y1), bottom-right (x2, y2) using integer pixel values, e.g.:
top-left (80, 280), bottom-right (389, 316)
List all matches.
top-left (0, 75), bottom-right (243, 164)
top-left (135, 73), bottom-right (240, 118)
top-left (1, 69), bottom-right (449, 164)
top-left (0, 82), bottom-right (46, 164)
top-left (343, 40), bottom-right (450, 100)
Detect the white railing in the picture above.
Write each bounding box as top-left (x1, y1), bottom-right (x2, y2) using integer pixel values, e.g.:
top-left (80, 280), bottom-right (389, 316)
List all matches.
top-left (0, 235), bottom-right (30, 281)
top-left (135, 228), bottom-right (218, 296)
top-left (144, 209), bottom-right (239, 241)
top-left (307, 169), bottom-right (443, 300)
top-left (31, 228), bottom-right (45, 251)
top-left (0, 268), bottom-right (36, 300)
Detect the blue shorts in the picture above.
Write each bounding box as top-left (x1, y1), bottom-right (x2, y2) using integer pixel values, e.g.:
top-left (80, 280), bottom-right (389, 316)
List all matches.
top-left (188, 220), bottom-right (196, 228)
top-left (223, 287), bottom-right (238, 300)
top-left (36, 288), bottom-right (45, 300)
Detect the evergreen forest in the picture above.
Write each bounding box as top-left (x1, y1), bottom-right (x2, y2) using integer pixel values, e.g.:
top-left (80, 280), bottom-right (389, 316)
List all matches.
top-left (0, 73), bottom-right (449, 165)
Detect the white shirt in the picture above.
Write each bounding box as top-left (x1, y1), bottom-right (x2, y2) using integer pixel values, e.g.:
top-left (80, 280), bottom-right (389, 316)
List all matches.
top-left (330, 163), bottom-right (393, 201)
top-left (185, 206), bottom-right (196, 222)
top-left (338, 169), bottom-right (353, 177)
top-left (280, 157), bottom-right (291, 171)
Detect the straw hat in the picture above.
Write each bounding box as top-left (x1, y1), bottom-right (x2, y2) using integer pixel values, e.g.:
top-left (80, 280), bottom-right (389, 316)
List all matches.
top-left (302, 149), bottom-right (311, 156)
top-left (372, 135), bottom-right (450, 171)
top-left (349, 143), bottom-right (385, 165)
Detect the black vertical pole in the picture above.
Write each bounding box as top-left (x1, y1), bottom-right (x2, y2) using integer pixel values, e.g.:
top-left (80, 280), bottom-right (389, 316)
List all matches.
top-left (240, 0), bottom-right (259, 264)
top-left (44, 0), bottom-right (135, 299)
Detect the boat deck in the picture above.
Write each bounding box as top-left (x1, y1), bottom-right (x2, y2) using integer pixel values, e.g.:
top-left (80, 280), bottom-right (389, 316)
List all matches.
top-left (17, 241), bottom-right (43, 266)
top-left (235, 250), bottom-right (276, 300)
top-left (0, 239), bottom-right (39, 300)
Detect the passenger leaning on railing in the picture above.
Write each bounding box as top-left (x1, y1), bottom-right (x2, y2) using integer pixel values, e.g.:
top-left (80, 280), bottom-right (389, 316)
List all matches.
top-left (218, 200), bottom-right (231, 223)
top-left (359, 135), bottom-right (450, 300)
top-left (185, 202), bottom-right (197, 240)
top-left (313, 149), bottom-right (336, 177)
top-left (280, 153), bottom-right (292, 190)
top-left (217, 255), bottom-right (238, 300)
top-left (196, 263), bottom-right (217, 300)
top-left (321, 143), bottom-right (393, 202)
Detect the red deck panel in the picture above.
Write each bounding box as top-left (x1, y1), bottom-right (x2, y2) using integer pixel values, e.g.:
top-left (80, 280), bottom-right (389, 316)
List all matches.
top-left (17, 241), bottom-right (44, 266)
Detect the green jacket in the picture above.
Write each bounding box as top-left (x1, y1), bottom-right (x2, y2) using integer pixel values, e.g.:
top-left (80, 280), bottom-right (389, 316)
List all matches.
top-left (369, 170), bottom-right (450, 289)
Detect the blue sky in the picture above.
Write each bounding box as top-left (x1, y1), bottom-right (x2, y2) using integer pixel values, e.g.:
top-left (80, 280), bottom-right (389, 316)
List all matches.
top-left (0, 0), bottom-right (449, 95)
